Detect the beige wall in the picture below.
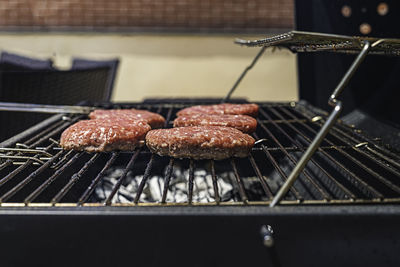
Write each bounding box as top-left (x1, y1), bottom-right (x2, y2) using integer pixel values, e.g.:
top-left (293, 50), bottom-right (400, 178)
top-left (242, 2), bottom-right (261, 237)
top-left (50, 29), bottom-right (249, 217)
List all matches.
top-left (0, 33), bottom-right (298, 102)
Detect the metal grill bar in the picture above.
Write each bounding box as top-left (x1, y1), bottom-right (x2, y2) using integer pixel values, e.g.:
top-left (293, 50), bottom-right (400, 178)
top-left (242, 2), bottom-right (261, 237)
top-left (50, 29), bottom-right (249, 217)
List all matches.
top-left (210, 160), bottom-right (220, 203)
top-left (134, 154), bottom-right (155, 204)
top-left (257, 119), bottom-right (331, 200)
top-left (188, 159), bottom-right (195, 204)
top-left (51, 153), bottom-right (101, 204)
top-left (105, 150), bottom-right (141, 205)
top-left (23, 119), bottom-right (66, 146)
top-left (230, 159), bottom-right (248, 203)
top-left (161, 158), bottom-right (174, 203)
top-left (52, 150), bottom-right (75, 170)
top-left (0, 149), bottom-right (63, 203)
top-left (0, 116), bottom-right (80, 171)
top-left (328, 124), bottom-right (400, 176)
top-left (253, 132), bottom-right (303, 200)
top-left (280, 107), bottom-right (385, 198)
top-left (248, 154), bottom-right (273, 199)
top-left (286, 106), bottom-right (400, 187)
top-left (265, 107), bottom-right (357, 199)
top-left (364, 146), bottom-right (400, 171)
top-left (311, 124), bottom-right (400, 194)
top-left (333, 118), bottom-right (400, 164)
top-left (24, 152), bottom-right (84, 204)
top-left (260, 107), bottom-right (336, 200)
top-left (78, 152), bottom-right (119, 205)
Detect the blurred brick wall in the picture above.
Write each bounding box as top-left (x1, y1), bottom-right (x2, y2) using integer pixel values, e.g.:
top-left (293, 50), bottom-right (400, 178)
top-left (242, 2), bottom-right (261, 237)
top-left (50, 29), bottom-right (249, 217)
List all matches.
top-left (0, 0), bottom-right (294, 32)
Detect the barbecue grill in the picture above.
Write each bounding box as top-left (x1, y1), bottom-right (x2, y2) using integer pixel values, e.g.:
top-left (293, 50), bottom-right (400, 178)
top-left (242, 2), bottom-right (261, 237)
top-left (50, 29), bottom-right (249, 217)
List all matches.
top-left (0, 98), bottom-right (399, 266)
top-left (1, 12), bottom-right (400, 267)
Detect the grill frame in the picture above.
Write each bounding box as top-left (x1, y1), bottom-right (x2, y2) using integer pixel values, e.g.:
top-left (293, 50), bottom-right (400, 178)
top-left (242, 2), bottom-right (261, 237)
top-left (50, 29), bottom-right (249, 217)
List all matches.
top-left (0, 100), bottom-right (399, 208)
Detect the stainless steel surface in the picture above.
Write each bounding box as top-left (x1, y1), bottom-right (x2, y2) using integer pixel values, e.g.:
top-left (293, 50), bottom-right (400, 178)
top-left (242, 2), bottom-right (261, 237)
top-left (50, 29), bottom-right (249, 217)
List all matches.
top-left (235, 31), bottom-right (400, 56)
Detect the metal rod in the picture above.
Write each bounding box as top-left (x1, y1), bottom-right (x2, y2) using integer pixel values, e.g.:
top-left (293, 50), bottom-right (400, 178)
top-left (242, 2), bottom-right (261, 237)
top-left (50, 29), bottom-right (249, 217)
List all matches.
top-left (0, 119), bottom-right (75, 171)
top-left (24, 152), bottom-right (83, 204)
top-left (0, 114), bottom-right (64, 149)
top-left (134, 154), bottom-right (155, 204)
top-left (0, 101), bottom-right (93, 114)
top-left (248, 154), bottom-right (274, 199)
top-left (210, 160), bottom-right (220, 203)
top-left (0, 143), bottom-right (56, 187)
top-left (303, 116), bottom-right (400, 194)
top-left (270, 103), bottom-right (343, 207)
top-left (78, 152), bottom-right (119, 205)
top-left (257, 117), bottom-right (331, 200)
top-left (105, 150), bottom-right (141, 205)
top-left (51, 153), bottom-right (100, 204)
top-left (327, 123), bottom-right (400, 176)
top-left (270, 41), bottom-right (371, 207)
top-left (188, 160), bottom-right (195, 204)
top-left (0, 148), bottom-right (63, 203)
top-left (0, 148), bottom-right (53, 157)
top-left (230, 159), bottom-right (248, 203)
top-left (253, 133), bottom-right (303, 200)
top-left (161, 158), bottom-right (174, 203)
top-left (256, 120), bottom-right (318, 199)
top-left (328, 42), bottom-right (371, 106)
top-left (281, 106), bottom-right (384, 198)
top-left (365, 146), bottom-right (400, 172)
top-left (265, 106), bottom-right (356, 199)
top-left (221, 47), bottom-right (266, 103)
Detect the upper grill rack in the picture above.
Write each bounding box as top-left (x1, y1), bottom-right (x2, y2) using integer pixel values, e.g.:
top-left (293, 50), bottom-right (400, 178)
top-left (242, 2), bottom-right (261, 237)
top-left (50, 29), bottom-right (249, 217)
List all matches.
top-left (0, 101), bottom-right (399, 207)
top-left (235, 31), bottom-right (400, 56)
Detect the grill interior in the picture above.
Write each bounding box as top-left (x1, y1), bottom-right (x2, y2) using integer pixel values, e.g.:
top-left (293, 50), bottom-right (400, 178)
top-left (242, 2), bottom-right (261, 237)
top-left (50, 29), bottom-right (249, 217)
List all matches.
top-left (0, 101), bottom-right (399, 207)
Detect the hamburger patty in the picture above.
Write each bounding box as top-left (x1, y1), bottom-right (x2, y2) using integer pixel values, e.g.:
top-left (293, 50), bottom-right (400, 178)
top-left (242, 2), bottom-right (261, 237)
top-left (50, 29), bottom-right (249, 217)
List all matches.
top-left (60, 119), bottom-right (151, 152)
top-left (176, 103), bottom-right (259, 117)
top-left (146, 126), bottom-right (255, 160)
top-left (89, 109), bottom-right (165, 128)
top-left (173, 114), bottom-right (257, 133)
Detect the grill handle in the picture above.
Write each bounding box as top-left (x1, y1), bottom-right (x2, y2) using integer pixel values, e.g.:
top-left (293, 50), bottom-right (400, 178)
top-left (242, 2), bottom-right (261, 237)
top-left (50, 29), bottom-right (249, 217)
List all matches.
top-left (0, 102), bottom-right (94, 114)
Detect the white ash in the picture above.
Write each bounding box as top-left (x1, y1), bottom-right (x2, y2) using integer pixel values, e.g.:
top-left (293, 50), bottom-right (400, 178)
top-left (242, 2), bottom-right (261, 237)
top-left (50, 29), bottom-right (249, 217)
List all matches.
top-left (94, 164), bottom-right (236, 204)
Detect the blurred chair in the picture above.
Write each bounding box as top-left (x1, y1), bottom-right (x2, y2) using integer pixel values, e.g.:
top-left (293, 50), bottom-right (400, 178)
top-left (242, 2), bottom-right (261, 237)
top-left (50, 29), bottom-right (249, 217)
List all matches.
top-left (0, 52), bottom-right (120, 142)
top-left (0, 51), bottom-right (53, 70)
top-left (71, 58), bottom-right (119, 101)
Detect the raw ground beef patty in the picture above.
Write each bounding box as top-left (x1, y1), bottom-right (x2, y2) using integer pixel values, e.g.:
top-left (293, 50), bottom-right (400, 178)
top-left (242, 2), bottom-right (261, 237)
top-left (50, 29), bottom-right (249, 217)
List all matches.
top-left (176, 103), bottom-right (259, 117)
top-left (173, 114), bottom-right (257, 133)
top-left (60, 119), bottom-right (151, 152)
top-left (146, 126), bottom-right (255, 160)
top-left (89, 109), bottom-right (165, 128)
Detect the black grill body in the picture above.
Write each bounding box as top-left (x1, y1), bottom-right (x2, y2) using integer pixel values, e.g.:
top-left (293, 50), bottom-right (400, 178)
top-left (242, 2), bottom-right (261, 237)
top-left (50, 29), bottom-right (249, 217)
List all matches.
top-left (1, 206), bottom-right (399, 267)
top-left (0, 100), bottom-right (399, 267)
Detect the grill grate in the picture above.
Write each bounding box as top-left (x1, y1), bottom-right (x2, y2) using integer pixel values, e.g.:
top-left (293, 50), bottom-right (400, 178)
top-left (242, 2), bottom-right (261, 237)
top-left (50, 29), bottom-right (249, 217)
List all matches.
top-left (0, 101), bottom-right (399, 207)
